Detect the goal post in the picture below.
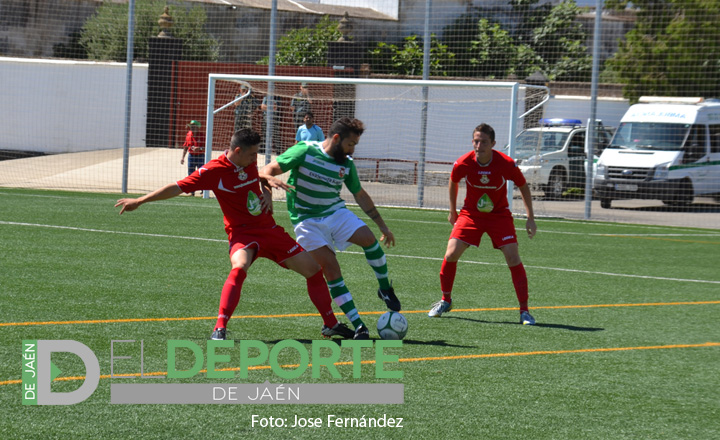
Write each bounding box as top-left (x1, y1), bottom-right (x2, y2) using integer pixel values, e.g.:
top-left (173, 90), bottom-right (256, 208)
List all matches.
top-left (205, 74), bottom-right (549, 210)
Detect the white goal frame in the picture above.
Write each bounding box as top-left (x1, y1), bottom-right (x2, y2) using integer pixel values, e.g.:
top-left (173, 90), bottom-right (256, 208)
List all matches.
top-left (204, 74), bottom-right (549, 208)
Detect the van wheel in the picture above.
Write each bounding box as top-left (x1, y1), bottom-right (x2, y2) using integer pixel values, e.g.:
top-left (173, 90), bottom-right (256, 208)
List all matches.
top-left (664, 179), bottom-right (694, 206)
top-left (600, 198), bottom-right (611, 209)
top-left (546, 172), bottom-right (566, 200)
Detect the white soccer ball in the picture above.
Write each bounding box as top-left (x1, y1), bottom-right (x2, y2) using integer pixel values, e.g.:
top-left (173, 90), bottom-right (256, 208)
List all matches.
top-left (376, 311), bottom-right (408, 340)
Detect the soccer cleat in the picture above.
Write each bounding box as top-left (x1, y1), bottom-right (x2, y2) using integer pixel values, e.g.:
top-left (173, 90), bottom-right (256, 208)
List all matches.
top-left (377, 285), bottom-right (401, 311)
top-left (210, 328), bottom-right (227, 340)
top-left (353, 324), bottom-right (370, 340)
top-left (321, 322), bottom-right (355, 339)
top-left (428, 300), bottom-right (452, 317)
top-left (520, 311), bottom-right (536, 326)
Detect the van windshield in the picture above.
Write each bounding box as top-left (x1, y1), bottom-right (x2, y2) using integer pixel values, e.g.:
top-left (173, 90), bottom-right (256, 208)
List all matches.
top-left (609, 122), bottom-right (690, 151)
top-left (512, 131), bottom-right (569, 159)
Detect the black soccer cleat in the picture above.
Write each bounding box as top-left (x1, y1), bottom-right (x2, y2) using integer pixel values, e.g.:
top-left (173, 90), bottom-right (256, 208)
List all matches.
top-left (377, 286), bottom-right (401, 311)
top-left (321, 322), bottom-right (355, 339)
top-left (210, 328), bottom-right (227, 340)
top-left (353, 324), bottom-right (370, 340)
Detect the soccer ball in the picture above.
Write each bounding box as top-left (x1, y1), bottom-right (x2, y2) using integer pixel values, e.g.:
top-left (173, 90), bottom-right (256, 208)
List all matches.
top-left (376, 311), bottom-right (408, 340)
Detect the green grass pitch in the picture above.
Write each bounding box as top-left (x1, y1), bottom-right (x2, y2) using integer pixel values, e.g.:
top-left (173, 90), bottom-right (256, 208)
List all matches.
top-left (1, 188), bottom-right (718, 439)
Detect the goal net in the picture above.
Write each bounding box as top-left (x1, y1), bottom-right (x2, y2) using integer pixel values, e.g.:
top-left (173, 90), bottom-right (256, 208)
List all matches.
top-left (206, 74), bottom-right (548, 212)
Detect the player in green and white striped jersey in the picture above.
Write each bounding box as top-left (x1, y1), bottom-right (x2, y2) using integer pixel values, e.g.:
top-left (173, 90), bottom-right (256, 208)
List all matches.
top-left (261, 118), bottom-right (401, 340)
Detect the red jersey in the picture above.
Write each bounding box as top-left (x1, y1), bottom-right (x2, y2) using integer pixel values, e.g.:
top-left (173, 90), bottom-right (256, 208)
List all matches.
top-left (176, 154), bottom-right (276, 239)
top-left (451, 149), bottom-right (526, 218)
top-left (183, 130), bottom-right (206, 156)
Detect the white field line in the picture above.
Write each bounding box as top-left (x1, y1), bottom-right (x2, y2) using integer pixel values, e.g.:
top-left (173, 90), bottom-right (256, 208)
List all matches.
top-left (2, 220), bottom-right (719, 285)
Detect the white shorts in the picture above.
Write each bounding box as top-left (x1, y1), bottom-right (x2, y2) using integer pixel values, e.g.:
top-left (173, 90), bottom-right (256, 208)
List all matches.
top-left (293, 209), bottom-right (366, 252)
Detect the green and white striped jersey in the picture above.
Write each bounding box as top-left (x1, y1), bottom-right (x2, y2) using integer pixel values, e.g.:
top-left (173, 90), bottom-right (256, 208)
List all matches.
top-left (276, 141), bottom-right (362, 224)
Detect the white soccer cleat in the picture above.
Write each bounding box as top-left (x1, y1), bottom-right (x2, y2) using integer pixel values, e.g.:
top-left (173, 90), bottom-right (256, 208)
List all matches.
top-left (520, 311), bottom-right (536, 325)
top-left (428, 300), bottom-right (452, 317)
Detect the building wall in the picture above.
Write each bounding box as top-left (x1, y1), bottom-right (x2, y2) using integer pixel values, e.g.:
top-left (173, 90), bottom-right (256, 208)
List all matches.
top-left (1, 57), bottom-right (148, 153)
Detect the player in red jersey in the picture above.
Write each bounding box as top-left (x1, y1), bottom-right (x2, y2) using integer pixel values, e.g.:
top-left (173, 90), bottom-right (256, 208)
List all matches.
top-left (115, 129), bottom-right (355, 340)
top-left (428, 123), bottom-right (538, 325)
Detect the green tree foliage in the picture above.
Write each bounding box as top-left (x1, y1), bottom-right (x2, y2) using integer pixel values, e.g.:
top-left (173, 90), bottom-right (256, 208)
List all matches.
top-left (607, 0), bottom-right (720, 102)
top-left (258, 16), bottom-right (342, 66)
top-left (442, 0), bottom-right (590, 80)
top-left (368, 34), bottom-right (455, 76)
top-left (80, 0), bottom-right (219, 62)
top-left (467, 19), bottom-right (516, 79)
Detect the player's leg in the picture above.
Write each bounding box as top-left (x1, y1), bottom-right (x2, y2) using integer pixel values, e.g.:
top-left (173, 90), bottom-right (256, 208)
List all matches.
top-left (347, 221), bottom-right (400, 311)
top-left (294, 217), bottom-right (369, 338)
top-left (429, 237), bottom-right (470, 317)
top-left (212, 245), bottom-right (256, 339)
top-left (284, 251), bottom-right (352, 338)
top-left (309, 246), bottom-right (368, 339)
top-left (498, 243), bottom-right (534, 325)
top-left (490, 215), bottom-right (534, 326)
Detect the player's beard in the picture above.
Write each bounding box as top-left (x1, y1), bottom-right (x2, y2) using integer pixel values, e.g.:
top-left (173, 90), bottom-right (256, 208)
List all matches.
top-left (331, 142), bottom-right (348, 165)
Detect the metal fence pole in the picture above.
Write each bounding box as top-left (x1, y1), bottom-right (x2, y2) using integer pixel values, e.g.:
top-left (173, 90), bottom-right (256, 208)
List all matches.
top-left (121, 0), bottom-right (135, 193)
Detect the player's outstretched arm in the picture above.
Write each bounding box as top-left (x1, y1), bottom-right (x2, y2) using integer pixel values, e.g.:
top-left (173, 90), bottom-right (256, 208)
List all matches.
top-left (517, 183), bottom-right (537, 239)
top-left (259, 161), bottom-right (295, 192)
top-left (353, 189), bottom-right (395, 247)
top-left (115, 183), bottom-right (183, 215)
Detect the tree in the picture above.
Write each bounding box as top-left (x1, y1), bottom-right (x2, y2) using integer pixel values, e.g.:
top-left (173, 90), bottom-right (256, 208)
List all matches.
top-left (80, 0), bottom-right (219, 62)
top-left (368, 34), bottom-right (455, 76)
top-left (258, 16), bottom-right (342, 66)
top-left (607, 0), bottom-right (720, 102)
top-left (442, 1), bottom-right (591, 80)
top-left (467, 19), bottom-right (516, 79)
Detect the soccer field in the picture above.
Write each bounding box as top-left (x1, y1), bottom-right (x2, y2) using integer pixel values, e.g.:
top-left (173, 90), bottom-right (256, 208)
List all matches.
top-left (1, 188), bottom-right (718, 439)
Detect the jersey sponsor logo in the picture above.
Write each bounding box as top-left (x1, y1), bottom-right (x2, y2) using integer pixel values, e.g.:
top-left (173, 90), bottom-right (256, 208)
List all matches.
top-left (502, 235), bottom-right (514, 241)
top-left (306, 169), bottom-right (342, 186)
top-left (287, 244), bottom-right (299, 254)
top-left (234, 178), bottom-right (258, 189)
top-left (247, 192), bottom-right (262, 216)
top-left (477, 194), bottom-right (494, 212)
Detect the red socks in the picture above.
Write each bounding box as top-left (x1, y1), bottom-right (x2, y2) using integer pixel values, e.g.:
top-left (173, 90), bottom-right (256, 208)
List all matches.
top-left (439, 259), bottom-right (457, 302)
top-left (441, 259), bottom-right (529, 312)
top-left (215, 267), bottom-right (246, 329)
top-left (509, 263), bottom-right (529, 312)
top-left (306, 271), bottom-right (338, 328)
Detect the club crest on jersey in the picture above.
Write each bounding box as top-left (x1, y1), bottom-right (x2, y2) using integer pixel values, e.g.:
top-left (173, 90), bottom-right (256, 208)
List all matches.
top-left (338, 167), bottom-right (346, 178)
top-left (480, 174), bottom-right (490, 184)
top-left (237, 168), bottom-right (248, 181)
top-left (247, 192), bottom-right (262, 216)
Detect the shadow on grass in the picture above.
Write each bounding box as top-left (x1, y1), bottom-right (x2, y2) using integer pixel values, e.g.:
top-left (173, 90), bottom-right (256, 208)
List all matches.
top-left (267, 338), bottom-right (476, 348)
top-left (446, 316), bottom-right (604, 332)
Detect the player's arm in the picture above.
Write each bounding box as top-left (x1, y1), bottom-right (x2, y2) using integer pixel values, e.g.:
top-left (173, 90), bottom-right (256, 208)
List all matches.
top-left (115, 183), bottom-right (183, 215)
top-left (259, 178), bottom-right (274, 214)
top-left (259, 161), bottom-right (295, 192)
top-left (353, 189), bottom-right (395, 247)
top-left (517, 183), bottom-right (537, 239)
top-left (448, 179), bottom-right (459, 225)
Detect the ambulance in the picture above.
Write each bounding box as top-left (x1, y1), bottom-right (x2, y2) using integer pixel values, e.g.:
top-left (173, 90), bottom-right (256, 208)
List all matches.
top-left (593, 97), bottom-right (720, 208)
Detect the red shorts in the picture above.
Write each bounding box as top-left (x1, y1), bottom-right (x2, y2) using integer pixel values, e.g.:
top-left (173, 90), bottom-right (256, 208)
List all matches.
top-left (450, 213), bottom-right (517, 249)
top-left (229, 225), bottom-right (304, 266)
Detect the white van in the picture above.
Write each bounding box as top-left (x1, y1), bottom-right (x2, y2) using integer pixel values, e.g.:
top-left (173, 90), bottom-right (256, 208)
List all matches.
top-left (593, 97), bottom-right (720, 208)
top-left (512, 118), bottom-right (613, 199)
